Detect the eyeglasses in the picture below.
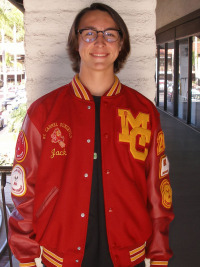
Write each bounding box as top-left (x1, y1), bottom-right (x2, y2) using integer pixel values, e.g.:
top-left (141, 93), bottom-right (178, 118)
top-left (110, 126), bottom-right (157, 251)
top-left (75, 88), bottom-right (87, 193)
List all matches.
top-left (77, 28), bottom-right (122, 43)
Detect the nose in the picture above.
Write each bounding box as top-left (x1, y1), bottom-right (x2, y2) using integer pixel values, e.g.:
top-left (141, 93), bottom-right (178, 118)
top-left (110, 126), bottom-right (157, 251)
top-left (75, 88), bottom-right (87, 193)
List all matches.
top-left (94, 32), bottom-right (106, 46)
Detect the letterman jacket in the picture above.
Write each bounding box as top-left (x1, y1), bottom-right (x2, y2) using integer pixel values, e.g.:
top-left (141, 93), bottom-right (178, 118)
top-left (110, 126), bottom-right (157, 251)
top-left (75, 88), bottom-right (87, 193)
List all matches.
top-left (8, 75), bottom-right (174, 267)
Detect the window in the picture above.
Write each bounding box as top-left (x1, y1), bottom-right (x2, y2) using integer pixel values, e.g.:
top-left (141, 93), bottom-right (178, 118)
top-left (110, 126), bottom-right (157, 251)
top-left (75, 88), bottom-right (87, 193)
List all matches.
top-left (158, 45), bottom-right (165, 109)
top-left (191, 36), bottom-right (200, 128)
top-left (156, 9), bottom-right (200, 131)
top-left (167, 43), bottom-right (174, 114)
top-left (178, 39), bottom-right (188, 122)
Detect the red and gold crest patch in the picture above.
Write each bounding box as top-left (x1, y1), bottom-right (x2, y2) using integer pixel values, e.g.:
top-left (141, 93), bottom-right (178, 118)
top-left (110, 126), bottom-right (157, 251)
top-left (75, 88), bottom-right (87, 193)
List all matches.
top-left (160, 179), bottom-right (172, 209)
top-left (15, 130), bottom-right (28, 162)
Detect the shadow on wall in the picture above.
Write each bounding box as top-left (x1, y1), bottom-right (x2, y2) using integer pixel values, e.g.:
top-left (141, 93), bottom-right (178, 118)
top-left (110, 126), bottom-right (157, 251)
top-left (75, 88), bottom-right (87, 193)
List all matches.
top-left (26, 39), bottom-right (75, 106)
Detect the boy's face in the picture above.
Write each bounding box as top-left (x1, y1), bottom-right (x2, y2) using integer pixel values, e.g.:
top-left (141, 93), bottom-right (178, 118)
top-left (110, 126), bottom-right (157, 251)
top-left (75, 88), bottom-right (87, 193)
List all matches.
top-left (77, 10), bottom-right (122, 74)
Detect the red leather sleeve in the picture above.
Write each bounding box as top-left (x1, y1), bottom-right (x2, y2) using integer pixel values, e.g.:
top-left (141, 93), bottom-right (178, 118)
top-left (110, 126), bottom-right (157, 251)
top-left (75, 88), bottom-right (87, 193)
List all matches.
top-left (145, 112), bottom-right (174, 265)
top-left (8, 114), bottom-right (42, 263)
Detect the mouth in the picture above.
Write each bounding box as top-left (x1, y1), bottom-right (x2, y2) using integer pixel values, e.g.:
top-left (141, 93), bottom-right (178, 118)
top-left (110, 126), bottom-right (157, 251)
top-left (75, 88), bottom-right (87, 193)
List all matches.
top-left (90, 53), bottom-right (108, 57)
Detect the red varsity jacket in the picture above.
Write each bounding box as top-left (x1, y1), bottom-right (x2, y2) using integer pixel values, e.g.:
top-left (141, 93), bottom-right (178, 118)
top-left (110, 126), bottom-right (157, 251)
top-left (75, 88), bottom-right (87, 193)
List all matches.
top-left (8, 75), bottom-right (174, 267)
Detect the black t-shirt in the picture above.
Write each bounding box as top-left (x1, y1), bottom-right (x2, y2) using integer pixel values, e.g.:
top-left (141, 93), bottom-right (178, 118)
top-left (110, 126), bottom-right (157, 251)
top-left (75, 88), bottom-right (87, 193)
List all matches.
top-left (81, 96), bottom-right (113, 267)
top-left (81, 96), bottom-right (145, 267)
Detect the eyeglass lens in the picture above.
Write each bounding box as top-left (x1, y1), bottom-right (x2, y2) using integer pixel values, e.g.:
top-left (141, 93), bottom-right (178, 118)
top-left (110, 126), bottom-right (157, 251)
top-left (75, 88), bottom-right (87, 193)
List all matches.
top-left (80, 29), bottom-right (120, 43)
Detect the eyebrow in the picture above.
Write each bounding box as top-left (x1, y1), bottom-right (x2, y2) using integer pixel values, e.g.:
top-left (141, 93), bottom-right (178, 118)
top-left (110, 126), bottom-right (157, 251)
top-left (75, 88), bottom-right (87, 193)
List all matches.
top-left (79, 26), bottom-right (119, 31)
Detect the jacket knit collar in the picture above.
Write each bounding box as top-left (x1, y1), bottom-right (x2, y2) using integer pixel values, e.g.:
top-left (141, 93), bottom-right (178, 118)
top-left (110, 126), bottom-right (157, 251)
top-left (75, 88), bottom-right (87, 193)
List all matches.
top-left (71, 74), bottom-right (121, 101)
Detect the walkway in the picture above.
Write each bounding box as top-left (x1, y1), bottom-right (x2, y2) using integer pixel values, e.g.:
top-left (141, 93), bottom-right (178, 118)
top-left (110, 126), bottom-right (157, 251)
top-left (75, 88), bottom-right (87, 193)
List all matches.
top-left (159, 109), bottom-right (200, 267)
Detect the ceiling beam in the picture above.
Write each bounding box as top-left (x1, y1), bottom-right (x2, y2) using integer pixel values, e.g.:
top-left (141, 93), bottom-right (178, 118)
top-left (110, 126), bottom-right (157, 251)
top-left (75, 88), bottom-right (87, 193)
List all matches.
top-left (8, 0), bottom-right (24, 13)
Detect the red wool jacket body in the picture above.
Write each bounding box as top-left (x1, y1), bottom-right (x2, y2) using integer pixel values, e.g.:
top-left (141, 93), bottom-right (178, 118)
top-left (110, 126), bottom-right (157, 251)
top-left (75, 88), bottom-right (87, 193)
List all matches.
top-left (8, 75), bottom-right (174, 267)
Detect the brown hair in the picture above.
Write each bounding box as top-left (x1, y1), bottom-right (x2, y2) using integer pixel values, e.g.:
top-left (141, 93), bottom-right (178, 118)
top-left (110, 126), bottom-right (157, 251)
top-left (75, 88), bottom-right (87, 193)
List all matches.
top-left (67, 2), bottom-right (130, 73)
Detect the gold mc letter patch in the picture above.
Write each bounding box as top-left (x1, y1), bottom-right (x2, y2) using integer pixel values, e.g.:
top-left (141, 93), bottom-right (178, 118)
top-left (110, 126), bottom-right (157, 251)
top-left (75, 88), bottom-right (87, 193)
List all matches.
top-left (118, 109), bottom-right (151, 161)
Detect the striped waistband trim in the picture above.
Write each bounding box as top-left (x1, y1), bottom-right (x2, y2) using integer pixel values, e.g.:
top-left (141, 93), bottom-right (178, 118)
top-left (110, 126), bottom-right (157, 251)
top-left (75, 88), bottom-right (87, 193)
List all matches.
top-left (129, 243), bottom-right (146, 262)
top-left (42, 247), bottom-right (63, 267)
top-left (19, 263), bottom-right (36, 267)
top-left (151, 261), bottom-right (168, 266)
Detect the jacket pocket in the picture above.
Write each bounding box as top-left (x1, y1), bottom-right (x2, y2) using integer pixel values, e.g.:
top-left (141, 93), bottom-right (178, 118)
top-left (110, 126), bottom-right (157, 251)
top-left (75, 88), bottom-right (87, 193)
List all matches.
top-left (36, 186), bottom-right (59, 218)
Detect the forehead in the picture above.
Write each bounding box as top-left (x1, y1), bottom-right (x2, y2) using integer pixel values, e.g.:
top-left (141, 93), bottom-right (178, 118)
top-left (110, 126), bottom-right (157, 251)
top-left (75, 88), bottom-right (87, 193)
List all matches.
top-left (78, 10), bottom-right (118, 29)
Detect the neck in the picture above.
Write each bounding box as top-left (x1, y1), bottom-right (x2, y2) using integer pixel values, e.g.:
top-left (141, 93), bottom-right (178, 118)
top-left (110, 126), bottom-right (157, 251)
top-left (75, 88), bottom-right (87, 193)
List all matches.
top-left (79, 69), bottom-right (115, 96)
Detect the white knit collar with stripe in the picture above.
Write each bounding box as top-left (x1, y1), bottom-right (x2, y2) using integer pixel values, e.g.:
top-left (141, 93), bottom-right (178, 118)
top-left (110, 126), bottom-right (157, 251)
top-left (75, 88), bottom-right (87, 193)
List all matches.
top-left (71, 74), bottom-right (121, 101)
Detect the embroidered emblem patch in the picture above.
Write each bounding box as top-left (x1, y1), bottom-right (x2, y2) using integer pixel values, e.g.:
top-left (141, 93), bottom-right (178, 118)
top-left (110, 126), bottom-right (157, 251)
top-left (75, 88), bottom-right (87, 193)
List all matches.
top-left (11, 164), bottom-right (26, 197)
top-left (159, 155), bottom-right (169, 179)
top-left (15, 130), bottom-right (28, 162)
top-left (51, 128), bottom-right (65, 148)
top-left (157, 131), bottom-right (165, 155)
top-left (43, 122), bottom-right (72, 159)
top-left (160, 179), bottom-right (172, 209)
top-left (118, 109), bottom-right (151, 161)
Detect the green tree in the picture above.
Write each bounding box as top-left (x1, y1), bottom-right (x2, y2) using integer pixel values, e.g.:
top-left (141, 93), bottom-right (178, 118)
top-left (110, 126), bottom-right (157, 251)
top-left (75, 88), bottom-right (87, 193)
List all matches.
top-left (0, 0), bottom-right (24, 42)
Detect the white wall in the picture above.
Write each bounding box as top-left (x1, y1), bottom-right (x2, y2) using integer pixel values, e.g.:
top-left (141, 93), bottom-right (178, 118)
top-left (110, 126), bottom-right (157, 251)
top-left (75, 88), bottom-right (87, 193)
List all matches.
top-left (24, 0), bottom-right (156, 105)
top-left (156, 0), bottom-right (200, 29)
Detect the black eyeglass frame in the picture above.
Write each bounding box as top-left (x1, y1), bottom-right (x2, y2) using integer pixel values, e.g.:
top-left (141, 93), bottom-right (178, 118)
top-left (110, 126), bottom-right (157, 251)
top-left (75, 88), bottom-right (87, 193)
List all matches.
top-left (77, 28), bottom-right (122, 43)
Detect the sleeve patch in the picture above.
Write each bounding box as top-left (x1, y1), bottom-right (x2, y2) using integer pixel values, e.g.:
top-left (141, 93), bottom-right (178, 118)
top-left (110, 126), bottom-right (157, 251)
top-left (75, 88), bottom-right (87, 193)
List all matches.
top-left (11, 164), bottom-right (27, 197)
top-left (159, 155), bottom-right (169, 179)
top-left (15, 130), bottom-right (28, 162)
top-left (157, 131), bottom-right (165, 155)
top-left (160, 179), bottom-right (172, 209)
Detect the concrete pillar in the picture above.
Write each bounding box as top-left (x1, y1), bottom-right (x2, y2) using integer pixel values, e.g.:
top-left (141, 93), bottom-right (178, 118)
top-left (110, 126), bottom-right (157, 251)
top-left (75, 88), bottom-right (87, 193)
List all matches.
top-left (24, 0), bottom-right (156, 105)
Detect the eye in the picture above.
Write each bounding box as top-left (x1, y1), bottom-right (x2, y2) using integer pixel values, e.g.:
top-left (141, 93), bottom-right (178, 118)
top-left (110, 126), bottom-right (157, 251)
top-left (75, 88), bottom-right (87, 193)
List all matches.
top-left (105, 31), bottom-right (115, 37)
top-left (84, 30), bottom-right (95, 36)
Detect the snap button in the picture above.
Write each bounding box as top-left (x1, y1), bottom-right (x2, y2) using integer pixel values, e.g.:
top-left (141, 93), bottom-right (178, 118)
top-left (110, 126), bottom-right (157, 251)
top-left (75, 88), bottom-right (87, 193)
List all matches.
top-left (84, 173), bottom-right (88, 178)
top-left (106, 169), bottom-right (110, 174)
top-left (77, 247), bottom-right (81, 251)
top-left (87, 139), bottom-right (91, 143)
top-left (75, 259), bottom-right (79, 263)
top-left (87, 105), bottom-right (91, 110)
top-left (81, 213), bottom-right (85, 218)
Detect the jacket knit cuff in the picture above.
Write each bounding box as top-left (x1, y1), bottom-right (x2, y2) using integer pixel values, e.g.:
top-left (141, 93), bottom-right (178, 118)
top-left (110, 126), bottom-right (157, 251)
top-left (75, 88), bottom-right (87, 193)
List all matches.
top-left (150, 261), bottom-right (168, 266)
top-left (19, 262), bottom-right (36, 267)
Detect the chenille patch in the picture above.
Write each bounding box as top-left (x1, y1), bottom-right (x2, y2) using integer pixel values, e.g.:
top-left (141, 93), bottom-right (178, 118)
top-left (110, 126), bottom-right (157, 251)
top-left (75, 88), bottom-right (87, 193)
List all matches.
top-left (11, 164), bottom-right (26, 197)
top-left (15, 130), bottom-right (28, 162)
top-left (160, 179), bottom-right (172, 209)
top-left (159, 155), bottom-right (169, 178)
top-left (157, 131), bottom-right (165, 155)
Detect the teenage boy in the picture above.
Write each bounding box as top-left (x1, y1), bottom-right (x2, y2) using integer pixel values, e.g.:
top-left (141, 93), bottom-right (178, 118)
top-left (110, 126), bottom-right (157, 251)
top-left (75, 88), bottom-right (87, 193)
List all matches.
top-left (9, 3), bottom-right (174, 267)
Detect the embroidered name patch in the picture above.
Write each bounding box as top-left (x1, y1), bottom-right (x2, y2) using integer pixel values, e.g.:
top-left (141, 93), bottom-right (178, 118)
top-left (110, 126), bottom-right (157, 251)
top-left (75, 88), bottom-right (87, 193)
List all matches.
top-left (11, 164), bottom-right (26, 197)
top-left (15, 130), bottom-right (28, 162)
top-left (42, 122), bottom-right (72, 159)
top-left (159, 155), bottom-right (169, 178)
top-left (118, 109), bottom-right (151, 161)
top-left (160, 179), bottom-right (172, 209)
